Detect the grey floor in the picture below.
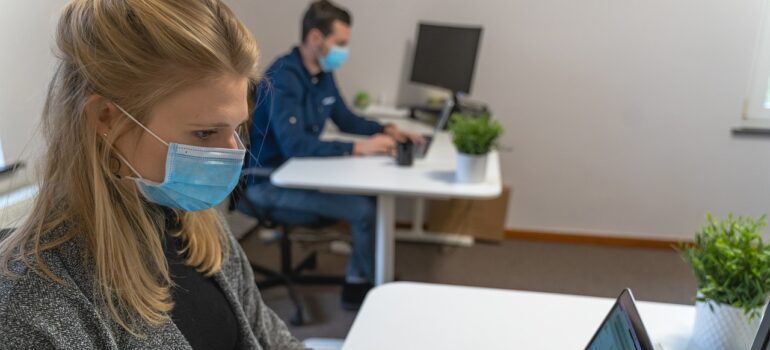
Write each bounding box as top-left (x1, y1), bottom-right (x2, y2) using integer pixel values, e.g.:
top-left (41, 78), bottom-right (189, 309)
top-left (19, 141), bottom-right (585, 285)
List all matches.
top-left (225, 210), bottom-right (698, 341)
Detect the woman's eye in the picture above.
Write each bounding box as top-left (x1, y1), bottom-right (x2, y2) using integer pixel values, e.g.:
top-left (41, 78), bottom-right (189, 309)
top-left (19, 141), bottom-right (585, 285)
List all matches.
top-left (194, 130), bottom-right (217, 140)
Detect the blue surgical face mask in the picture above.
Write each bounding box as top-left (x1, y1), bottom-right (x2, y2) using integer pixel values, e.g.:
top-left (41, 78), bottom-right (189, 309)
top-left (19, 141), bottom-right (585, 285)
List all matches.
top-left (113, 104), bottom-right (246, 212)
top-left (319, 45), bottom-right (349, 72)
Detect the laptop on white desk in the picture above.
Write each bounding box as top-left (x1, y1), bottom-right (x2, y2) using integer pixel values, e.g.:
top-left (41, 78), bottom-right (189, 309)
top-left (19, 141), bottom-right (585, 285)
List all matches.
top-left (752, 304), bottom-right (770, 350)
top-left (413, 98), bottom-right (454, 159)
top-left (586, 289), bottom-right (667, 350)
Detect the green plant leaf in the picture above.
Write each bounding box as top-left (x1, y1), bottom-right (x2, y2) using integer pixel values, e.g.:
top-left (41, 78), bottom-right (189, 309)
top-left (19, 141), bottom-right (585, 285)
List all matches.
top-left (678, 214), bottom-right (770, 316)
top-left (448, 113), bottom-right (504, 155)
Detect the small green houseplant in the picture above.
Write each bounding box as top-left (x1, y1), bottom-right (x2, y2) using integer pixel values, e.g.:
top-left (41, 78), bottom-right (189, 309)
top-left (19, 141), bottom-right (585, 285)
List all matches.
top-left (353, 91), bottom-right (370, 109)
top-left (679, 214), bottom-right (770, 349)
top-left (448, 113), bottom-right (503, 183)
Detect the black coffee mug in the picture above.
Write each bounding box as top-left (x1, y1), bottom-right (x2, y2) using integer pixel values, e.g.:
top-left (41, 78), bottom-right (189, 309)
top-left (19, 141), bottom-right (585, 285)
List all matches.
top-left (396, 140), bottom-right (414, 167)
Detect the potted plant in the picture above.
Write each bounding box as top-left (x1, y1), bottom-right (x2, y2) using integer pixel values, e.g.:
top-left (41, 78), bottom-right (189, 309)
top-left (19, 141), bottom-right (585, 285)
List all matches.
top-left (678, 214), bottom-right (770, 350)
top-left (448, 113), bottom-right (503, 183)
top-left (353, 90), bottom-right (370, 109)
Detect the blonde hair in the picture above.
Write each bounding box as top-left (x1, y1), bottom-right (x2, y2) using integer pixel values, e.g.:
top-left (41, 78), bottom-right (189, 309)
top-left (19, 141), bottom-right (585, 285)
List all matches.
top-left (0, 0), bottom-right (259, 336)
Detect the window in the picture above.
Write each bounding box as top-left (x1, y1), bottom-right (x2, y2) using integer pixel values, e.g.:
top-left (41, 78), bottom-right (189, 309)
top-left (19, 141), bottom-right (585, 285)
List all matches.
top-left (745, 1), bottom-right (770, 120)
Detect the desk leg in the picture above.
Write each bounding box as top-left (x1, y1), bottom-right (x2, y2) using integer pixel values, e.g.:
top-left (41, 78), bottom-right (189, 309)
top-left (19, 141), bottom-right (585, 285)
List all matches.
top-left (412, 198), bottom-right (425, 235)
top-left (375, 194), bottom-right (395, 286)
top-left (395, 198), bottom-right (475, 247)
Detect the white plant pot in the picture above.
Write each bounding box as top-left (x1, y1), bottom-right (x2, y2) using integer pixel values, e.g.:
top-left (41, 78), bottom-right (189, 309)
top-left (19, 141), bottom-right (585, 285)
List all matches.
top-left (689, 298), bottom-right (763, 350)
top-left (456, 152), bottom-right (487, 183)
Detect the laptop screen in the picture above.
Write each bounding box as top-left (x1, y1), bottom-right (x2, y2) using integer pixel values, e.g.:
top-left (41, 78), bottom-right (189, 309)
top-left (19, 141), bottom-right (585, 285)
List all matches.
top-left (587, 303), bottom-right (644, 350)
top-left (752, 304), bottom-right (770, 350)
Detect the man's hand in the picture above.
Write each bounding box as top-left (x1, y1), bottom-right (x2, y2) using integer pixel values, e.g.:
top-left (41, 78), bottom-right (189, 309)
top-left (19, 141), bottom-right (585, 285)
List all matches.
top-left (383, 124), bottom-right (426, 144)
top-left (353, 134), bottom-right (397, 156)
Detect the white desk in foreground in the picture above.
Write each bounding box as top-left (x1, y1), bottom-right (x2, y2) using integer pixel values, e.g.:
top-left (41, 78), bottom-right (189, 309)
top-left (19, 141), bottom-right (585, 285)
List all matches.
top-left (342, 282), bottom-right (695, 350)
top-left (271, 119), bottom-right (502, 286)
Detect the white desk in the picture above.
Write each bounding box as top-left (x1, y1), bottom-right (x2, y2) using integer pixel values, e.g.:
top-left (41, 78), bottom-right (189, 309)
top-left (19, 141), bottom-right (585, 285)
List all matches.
top-left (353, 104), bottom-right (410, 120)
top-left (342, 282), bottom-right (695, 350)
top-left (271, 118), bottom-right (502, 285)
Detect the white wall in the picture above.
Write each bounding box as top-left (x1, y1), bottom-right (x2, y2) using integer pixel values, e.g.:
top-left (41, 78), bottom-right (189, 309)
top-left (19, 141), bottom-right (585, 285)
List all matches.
top-left (230, 0), bottom-right (770, 240)
top-left (3, 1), bottom-right (769, 240)
top-left (0, 1), bottom-right (65, 168)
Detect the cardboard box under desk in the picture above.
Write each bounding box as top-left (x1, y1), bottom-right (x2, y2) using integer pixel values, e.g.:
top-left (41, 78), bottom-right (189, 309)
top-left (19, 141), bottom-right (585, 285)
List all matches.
top-left (426, 186), bottom-right (510, 242)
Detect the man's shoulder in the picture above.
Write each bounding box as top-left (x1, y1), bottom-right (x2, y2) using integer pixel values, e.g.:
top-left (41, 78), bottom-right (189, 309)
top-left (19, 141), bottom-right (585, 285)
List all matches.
top-left (266, 48), bottom-right (303, 77)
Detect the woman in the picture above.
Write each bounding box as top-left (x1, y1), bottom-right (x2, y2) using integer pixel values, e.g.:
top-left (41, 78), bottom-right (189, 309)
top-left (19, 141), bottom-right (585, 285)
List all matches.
top-left (0, 1), bottom-right (306, 349)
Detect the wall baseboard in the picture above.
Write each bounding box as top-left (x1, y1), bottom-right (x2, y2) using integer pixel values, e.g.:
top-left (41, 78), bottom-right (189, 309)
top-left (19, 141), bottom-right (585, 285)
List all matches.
top-left (395, 221), bottom-right (690, 250)
top-left (504, 229), bottom-right (690, 250)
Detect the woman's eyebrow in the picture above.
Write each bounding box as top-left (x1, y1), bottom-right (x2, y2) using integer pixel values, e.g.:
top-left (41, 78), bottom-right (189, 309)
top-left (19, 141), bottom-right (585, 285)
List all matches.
top-left (189, 122), bottom-right (231, 128)
top-left (189, 117), bottom-right (249, 128)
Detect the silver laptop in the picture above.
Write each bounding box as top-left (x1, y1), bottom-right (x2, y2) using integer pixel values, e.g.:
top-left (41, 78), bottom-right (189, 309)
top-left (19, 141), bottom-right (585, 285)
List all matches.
top-left (414, 98), bottom-right (454, 158)
top-left (586, 289), bottom-right (656, 350)
top-left (752, 304), bottom-right (770, 350)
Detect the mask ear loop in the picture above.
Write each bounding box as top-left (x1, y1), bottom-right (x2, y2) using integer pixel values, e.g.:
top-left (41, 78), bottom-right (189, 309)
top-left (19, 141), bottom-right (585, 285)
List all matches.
top-left (233, 130), bottom-right (246, 151)
top-left (99, 133), bottom-right (144, 180)
top-left (243, 139), bottom-right (261, 168)
top-left (244, 88), bottom-right (275, 168)
top-left (112, 152), bottom-right (144, 180)
top-left (111, 104), bottom-right (169, 180)
top-left (114, 104), bottom-right (169, 146)
top-left (237, 127), bottom-right (263, 176)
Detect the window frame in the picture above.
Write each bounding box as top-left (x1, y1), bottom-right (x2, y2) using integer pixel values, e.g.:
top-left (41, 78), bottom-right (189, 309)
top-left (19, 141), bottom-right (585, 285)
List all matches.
top-left (745, 0), bottom-right (770, 121)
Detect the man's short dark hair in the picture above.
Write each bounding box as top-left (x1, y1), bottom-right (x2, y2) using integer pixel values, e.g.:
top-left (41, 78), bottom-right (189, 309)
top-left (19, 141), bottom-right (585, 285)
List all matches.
top-left (301, 0), bottom-right (352, 42)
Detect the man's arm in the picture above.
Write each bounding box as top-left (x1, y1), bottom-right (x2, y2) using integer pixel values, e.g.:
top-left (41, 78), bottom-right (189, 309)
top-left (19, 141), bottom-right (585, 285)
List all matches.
top-left (330, 84), bottom-right (384, 136)
top-left (328, 80), bottom-right (425, 145)
top-left (269, 72), bottom-right (355, 157)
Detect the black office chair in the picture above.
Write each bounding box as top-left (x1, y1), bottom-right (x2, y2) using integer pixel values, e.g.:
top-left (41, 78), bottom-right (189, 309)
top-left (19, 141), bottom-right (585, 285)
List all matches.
top-left (229, 170), bottom-right (346, 326)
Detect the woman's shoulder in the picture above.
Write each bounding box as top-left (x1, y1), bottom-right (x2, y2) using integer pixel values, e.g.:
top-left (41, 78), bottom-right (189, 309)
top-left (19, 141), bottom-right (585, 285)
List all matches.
top-left (0, 259), bottom-right (89, 345)
top-left (1, 253), bottom-right (81, 304)
top-left (0, 225), bottom-right (101, 345)
top-left (0, 259), bottom-right (74, 314)
top-left (0, 249), bottom-right (108, 349)
top-left (0, 224), bottom-right (93, 318)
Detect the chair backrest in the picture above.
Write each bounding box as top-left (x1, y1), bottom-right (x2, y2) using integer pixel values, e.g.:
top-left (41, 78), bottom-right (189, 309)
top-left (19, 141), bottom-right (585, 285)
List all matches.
top-left (231, 125), bottom-right (335, 230)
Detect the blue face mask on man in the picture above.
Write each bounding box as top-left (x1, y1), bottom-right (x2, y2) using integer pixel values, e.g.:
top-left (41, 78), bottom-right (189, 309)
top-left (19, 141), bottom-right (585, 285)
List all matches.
top-left (319, 44), bottom-right (349, 72)
top-left (113, 104), bottom-right (246, 212)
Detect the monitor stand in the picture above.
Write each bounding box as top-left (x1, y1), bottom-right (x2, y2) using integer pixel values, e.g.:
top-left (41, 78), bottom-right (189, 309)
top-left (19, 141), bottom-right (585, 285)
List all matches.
top-left (407, 92), bottom-right (462, 128)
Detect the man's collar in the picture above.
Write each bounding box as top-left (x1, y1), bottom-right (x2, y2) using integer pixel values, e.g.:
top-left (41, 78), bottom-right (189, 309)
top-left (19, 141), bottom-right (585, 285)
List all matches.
top-left (292, 46), bottom-right (327, 82)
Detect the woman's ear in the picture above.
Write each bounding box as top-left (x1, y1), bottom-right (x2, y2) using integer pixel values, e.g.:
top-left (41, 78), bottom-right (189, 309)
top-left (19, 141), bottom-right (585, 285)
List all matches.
top-left (84, 94), bottom-right (121, 136)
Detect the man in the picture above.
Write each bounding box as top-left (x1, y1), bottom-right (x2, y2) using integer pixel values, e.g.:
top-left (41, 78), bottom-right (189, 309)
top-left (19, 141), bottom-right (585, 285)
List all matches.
top-left (246, 0), bottom-right (422, 310)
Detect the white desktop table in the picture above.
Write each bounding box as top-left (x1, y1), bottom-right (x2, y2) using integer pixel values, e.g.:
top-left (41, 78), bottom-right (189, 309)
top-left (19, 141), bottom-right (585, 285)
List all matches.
top-left (342, 282), bottom-right (695, 350)
top-left (271, 118), bottom-right (502, 285)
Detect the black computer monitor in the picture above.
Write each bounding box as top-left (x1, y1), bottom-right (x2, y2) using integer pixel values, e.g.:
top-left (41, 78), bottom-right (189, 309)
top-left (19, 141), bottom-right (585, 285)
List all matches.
top-left (409, 23), bottom-right (483, 95)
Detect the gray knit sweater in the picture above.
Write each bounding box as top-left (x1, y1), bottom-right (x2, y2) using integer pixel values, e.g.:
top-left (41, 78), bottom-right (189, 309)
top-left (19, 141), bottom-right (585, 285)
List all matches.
top-left (0, 222), bottom-right (308, 350)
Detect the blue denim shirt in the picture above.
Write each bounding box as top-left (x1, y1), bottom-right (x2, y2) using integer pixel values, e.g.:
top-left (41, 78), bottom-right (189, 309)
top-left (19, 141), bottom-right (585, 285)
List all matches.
top-left (248, 47), bottom-right (384, 172)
